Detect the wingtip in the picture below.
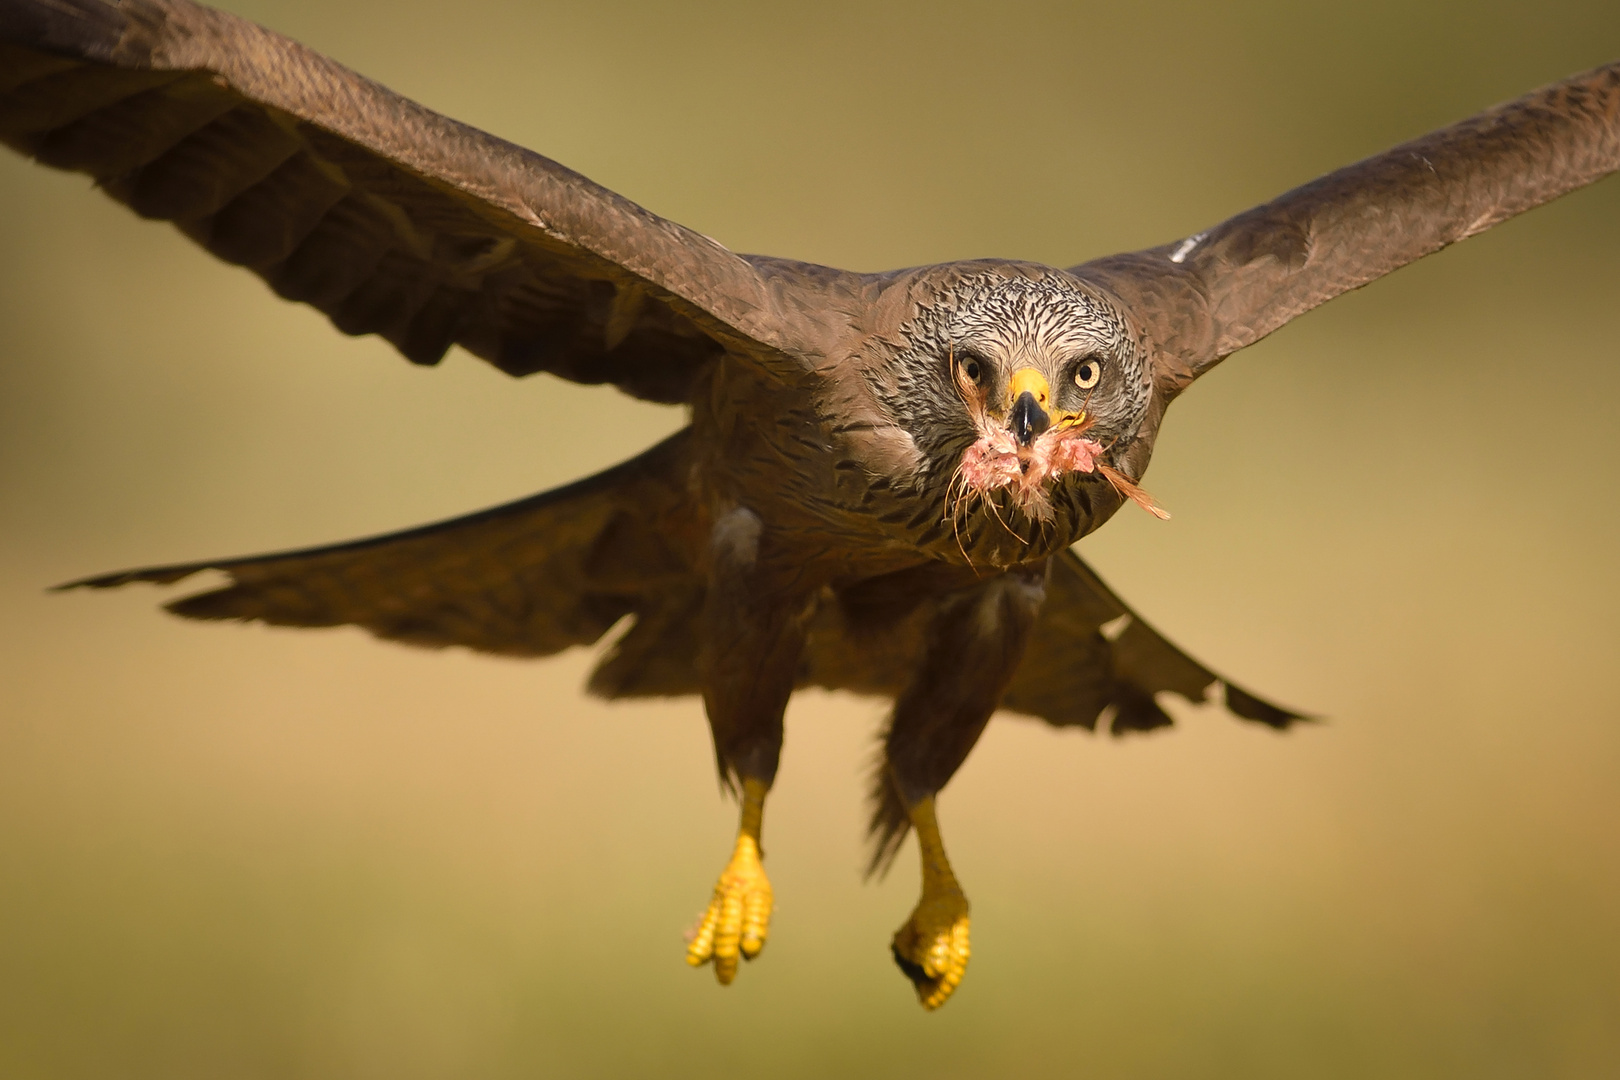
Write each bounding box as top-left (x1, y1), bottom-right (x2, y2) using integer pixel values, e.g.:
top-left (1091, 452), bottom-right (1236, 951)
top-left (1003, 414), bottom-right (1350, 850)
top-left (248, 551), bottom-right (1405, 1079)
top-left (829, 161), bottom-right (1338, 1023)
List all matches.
top-left (49, 571), bottom-right (125, 592)
top-left (1223, 681), bottom-right (1318, 729)
top-left (48, 564), bottom-right (210, 593)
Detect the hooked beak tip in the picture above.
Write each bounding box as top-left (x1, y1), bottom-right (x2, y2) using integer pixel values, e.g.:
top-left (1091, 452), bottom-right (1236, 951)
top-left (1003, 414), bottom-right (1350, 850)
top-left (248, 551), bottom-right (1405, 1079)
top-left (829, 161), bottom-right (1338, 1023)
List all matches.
top-left (1010, 390), bottom-right (1050, 447)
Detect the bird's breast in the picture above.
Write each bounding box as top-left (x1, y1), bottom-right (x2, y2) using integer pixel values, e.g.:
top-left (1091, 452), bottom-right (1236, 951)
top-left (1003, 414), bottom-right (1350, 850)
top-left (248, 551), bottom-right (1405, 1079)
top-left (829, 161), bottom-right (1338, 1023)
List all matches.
top-left (687, 359), bottom-right (1118, 581)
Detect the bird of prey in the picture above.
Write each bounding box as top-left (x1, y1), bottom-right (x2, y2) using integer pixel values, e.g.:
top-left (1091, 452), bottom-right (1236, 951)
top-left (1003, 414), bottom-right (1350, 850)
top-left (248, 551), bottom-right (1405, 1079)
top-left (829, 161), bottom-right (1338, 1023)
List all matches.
top-left (2, 0), bottom-right (1616, 1011)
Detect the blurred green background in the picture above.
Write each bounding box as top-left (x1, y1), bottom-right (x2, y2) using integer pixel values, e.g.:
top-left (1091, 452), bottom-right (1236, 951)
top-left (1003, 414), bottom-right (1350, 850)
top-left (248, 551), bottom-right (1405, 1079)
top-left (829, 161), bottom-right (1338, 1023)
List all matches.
top-left (3, 1), bottom-right (1619, 1076)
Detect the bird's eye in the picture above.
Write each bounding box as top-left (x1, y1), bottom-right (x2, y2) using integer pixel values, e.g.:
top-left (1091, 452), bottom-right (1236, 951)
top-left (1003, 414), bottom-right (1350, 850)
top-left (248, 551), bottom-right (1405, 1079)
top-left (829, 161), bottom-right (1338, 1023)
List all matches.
top-left (1073, 358), bottom-right (1102, 390)
top-left (960, 357), bottom-right (983, 385)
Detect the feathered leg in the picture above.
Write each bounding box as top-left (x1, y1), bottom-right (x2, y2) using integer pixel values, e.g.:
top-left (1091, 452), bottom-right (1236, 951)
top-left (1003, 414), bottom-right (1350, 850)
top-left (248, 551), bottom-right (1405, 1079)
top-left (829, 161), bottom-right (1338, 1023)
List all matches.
top-left (685, 508), bottom-right (814, 985)
top-left (871, 563), bottom-right (1048, 1009)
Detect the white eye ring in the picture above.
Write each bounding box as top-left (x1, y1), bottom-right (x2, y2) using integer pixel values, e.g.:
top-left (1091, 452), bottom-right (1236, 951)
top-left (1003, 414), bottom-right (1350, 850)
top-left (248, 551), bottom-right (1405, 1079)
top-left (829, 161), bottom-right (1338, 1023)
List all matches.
top-left (1073, 358), bottom-right (1102, 390)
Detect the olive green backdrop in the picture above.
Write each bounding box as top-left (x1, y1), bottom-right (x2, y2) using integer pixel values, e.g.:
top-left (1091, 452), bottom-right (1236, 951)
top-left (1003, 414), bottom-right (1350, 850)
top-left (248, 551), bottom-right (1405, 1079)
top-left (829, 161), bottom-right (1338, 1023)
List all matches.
top-left (2, 1), bottom-right (1618, 1076)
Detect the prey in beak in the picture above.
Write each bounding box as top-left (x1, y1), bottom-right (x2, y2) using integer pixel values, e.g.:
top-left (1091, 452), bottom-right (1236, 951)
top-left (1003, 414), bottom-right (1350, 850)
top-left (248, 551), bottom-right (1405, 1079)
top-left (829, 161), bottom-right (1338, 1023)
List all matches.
top-left (951, 365), bottom-right (1168, 528)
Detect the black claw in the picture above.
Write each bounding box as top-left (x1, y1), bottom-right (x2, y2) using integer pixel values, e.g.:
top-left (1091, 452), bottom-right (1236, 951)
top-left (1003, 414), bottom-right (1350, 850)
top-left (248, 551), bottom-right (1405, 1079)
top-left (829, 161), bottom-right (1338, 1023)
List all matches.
top-left (891, 940), bottom-right (929, 988)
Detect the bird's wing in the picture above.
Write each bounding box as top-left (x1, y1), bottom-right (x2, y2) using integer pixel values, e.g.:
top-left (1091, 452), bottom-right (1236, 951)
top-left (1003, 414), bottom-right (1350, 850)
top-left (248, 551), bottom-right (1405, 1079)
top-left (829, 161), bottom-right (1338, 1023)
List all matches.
top-left (800, 550), bottom-right (1302, 734)
top-left (57, 430), bottom-right (700, 657)
top-left (0, 0), bottom-right (850, 402)
top-left (1000, 550), bottom-right (1302, 734)
top-left (1073, 60), bottom-right (1620, 395)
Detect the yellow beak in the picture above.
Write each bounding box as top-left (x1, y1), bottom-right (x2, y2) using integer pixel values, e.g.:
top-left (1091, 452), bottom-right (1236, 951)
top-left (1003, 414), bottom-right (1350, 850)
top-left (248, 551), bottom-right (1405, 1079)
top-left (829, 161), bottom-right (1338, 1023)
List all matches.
top-left (1007, 367), bottom-right (1086, 431)
top-left (1008, 367), bottom-right (1050, 409)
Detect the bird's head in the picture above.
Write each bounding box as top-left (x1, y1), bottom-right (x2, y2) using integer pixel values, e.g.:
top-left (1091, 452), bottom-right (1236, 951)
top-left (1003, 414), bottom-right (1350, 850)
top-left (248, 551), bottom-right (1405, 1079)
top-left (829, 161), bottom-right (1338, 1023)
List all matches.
top-left (877, 266), bottom-right (1164, 532)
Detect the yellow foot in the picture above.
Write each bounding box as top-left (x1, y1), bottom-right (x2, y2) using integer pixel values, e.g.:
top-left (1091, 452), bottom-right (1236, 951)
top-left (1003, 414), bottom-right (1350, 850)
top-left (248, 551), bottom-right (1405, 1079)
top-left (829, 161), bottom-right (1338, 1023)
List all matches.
top-left (686, 834), bottom-right (773, 983)
top-left (891, 882), bottom-right (971, 1009)
top-left (686, 777), bottom-right (773, 984)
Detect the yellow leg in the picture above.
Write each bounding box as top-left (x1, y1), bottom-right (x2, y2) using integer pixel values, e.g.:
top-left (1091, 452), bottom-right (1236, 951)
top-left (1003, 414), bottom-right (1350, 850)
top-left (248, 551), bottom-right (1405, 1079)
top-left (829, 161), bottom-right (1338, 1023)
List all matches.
top-left (686, 777), bottom-right (774, 984)
top-left (890, 796), bottom-right (971, 1010)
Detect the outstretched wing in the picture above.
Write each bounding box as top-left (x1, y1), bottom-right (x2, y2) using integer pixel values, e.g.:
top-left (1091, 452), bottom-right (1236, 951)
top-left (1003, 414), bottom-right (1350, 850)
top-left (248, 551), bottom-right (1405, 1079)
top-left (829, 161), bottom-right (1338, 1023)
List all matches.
top-left (65, 478), bottom-right (1297, 731)
top-left (802, 550), bottom-right (1302, 734)
top-left (59, 430), bottom-right (700, 658)
top-left (1001, 550), bottom-right (1301, 735)
top-left (1075, 60), bottom-right (1620, 394)
top-left (0, 0), bottom-right (847, 402)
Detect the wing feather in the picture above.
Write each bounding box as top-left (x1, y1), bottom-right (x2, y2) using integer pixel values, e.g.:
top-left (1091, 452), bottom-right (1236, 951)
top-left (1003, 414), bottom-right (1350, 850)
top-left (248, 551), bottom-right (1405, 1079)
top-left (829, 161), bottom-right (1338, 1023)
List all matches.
top-left (800, 550), bottom-right (1304, 735)
top-left (1001, 551), bottom-right (1305, 735)
top-left (1076, 60), bottom-right (1620, 393)
top-left (59, 430), bottom-right (699, 658)
top-left (0, 0), bottom-right (852, 401)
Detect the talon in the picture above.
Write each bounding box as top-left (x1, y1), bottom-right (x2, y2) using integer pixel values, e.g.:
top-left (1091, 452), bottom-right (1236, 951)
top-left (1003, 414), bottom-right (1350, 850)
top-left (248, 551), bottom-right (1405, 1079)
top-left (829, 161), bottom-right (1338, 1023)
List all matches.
top-left (890, 795), bottom-right (973, 1010)
top-left (891, 883), bottom-right (971, 1009)
top-left (686, 777), bottom-right (774, 985)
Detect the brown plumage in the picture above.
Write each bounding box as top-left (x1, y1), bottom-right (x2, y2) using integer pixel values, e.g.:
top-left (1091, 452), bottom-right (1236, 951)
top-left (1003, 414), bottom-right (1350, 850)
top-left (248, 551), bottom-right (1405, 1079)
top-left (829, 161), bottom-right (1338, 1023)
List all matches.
top-left (3, 0), bottom-right (1616, 1009)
